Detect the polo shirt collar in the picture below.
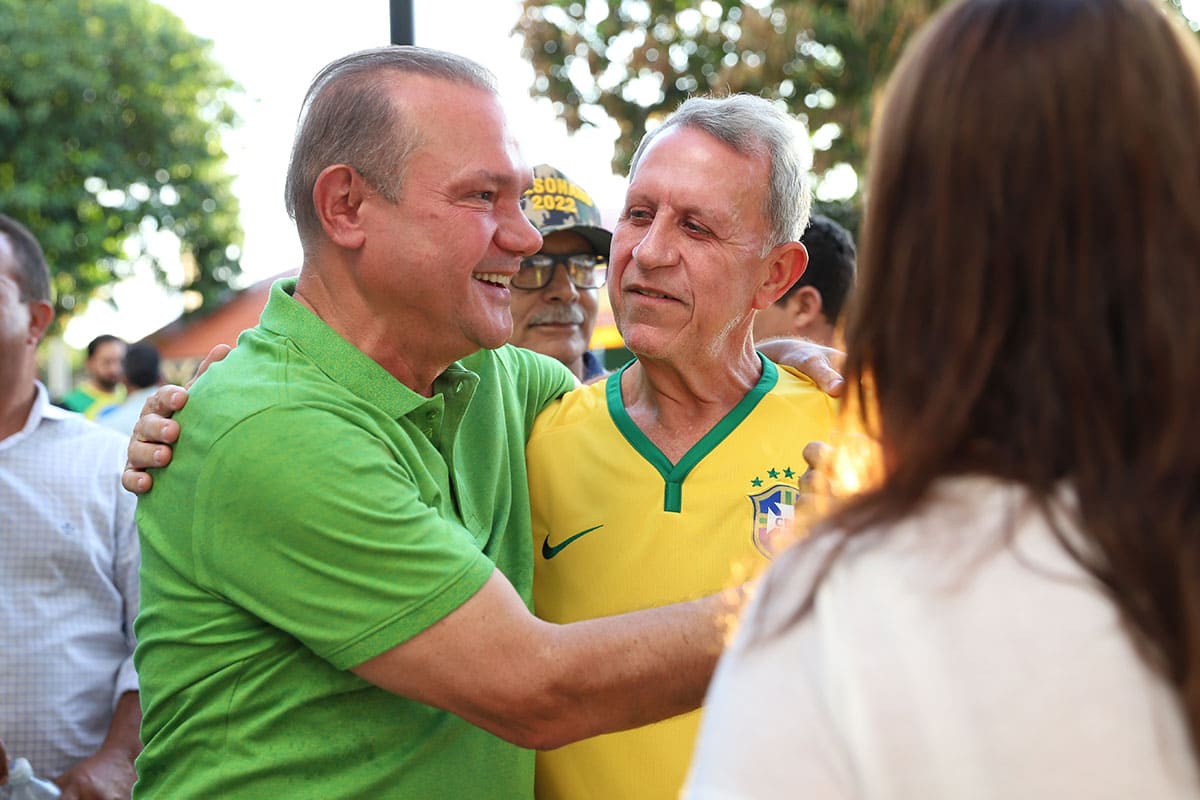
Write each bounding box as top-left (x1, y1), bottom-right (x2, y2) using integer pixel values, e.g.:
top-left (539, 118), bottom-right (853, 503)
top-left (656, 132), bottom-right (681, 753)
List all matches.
top-left (259, 278), bottom-right (479, 419)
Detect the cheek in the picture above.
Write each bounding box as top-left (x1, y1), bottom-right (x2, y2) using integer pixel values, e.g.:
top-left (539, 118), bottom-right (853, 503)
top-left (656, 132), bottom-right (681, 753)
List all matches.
top-left (608, 233), bottom-right (636, 275)
top-left (508, 293), bottom-right (537, 326)
top-left (579, 292), bottom-right (599, 329)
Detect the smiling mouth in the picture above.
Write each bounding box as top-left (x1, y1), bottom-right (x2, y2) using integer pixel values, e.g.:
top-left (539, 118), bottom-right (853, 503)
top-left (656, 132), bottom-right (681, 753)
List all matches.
top-left (630, 288), bottom-right (675, 300)
top-left (474, 272), bottom-right (512, 288)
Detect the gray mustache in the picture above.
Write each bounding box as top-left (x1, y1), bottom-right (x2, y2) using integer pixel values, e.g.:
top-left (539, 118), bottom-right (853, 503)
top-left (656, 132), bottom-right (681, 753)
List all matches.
top-left (528, 307), bottom-right (586, 326)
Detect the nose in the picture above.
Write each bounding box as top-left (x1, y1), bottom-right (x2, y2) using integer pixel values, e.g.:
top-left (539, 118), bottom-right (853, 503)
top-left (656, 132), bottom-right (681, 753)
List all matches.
top-left (542, 261), bottom-right (580, 302)
top-left (630, 216), bottom-right (676, 270)
top-left (497, 198), bottom-right (544, 258)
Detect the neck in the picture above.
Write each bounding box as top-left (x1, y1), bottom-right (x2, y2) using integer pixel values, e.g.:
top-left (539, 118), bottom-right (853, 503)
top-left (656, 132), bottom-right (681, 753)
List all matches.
top-left (567, 353), bottom-right (586, 382)
top-left (294, 265), bottom-right (463, 397)
top-left (0, 375), bottom-right (38, 443)
top-left (620, 345), bottom-right (762, 463)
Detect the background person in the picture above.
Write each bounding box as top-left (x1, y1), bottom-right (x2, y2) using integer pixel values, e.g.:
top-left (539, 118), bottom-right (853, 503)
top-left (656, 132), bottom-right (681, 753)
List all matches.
top-left (0, 214), bottom-right (141, 800)
top-left (752, 213), bottom-right (856, 348)
top-left (98, 342), bottom-right (163, 437)
top-left (686, 0), bottom-right (1200, 797)
top-left (60, 334), bottom-right (126, 419)
top-left (512, 164), bottom-right (610, 382)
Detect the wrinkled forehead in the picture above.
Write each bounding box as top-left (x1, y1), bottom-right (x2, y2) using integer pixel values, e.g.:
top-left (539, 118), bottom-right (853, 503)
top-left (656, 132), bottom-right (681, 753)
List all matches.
top-left (626, 126), bottom-right (771, 228)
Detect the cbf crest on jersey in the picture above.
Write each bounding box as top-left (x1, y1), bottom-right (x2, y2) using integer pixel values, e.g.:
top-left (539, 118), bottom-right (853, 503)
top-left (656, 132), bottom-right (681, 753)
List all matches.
top-left (748, 478), bottom-right (799, 557)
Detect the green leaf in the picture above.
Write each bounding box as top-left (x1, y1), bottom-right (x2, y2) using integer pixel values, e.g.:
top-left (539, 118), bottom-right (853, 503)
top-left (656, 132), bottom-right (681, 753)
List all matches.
top-left (0, 0), bottom-right (243, 331)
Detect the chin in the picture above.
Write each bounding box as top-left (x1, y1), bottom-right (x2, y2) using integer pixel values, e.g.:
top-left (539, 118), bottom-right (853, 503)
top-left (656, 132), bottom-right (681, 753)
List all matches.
top-left (619, 328), bottom-right (666, 359)
top-left (477, 322), bottom-right (514, 352)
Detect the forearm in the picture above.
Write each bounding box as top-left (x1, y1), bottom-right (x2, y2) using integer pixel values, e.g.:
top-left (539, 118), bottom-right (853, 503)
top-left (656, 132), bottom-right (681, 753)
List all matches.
top-left (353, 572), bottom-right (741, 751)
top-left (53, 692), bottom-right (142, 799)
top-left (99, 691), bottom-right (142, 765)
top-left (530, 591), bottom-right (732, 748)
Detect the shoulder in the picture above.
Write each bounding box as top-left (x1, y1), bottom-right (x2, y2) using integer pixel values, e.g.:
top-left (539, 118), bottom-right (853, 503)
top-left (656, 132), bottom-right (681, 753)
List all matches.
top-left (40, 409), bottom-right (127, 454)
top-left (734, 363), bottom-right (839, 444)
top-left (529, 375), bottom-right (608, 436)
top-left (464, 346), bottom-right (575, 424)
top-left (772, 364), bottom-right (840, 410)
top-left (468, 344), bottom-right (572, 384)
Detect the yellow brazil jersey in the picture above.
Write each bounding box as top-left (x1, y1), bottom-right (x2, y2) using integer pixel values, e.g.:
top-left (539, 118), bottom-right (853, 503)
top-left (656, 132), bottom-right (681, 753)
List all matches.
top-left (527, 356), bottom-right (839, 800)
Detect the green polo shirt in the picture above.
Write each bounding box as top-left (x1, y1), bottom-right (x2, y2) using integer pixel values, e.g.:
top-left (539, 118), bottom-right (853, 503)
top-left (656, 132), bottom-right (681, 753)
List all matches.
top-left (133, 278), bottom-right (574, 799)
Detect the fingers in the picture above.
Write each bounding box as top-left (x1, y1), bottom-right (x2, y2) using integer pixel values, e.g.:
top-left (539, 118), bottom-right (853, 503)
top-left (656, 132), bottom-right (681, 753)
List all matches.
top-left (799, 348), bottom-right (846, 398)
top-left (122, 383), bottom-right (190, 496)
top-left (803, 440), bottom-right (833, 472)
top-left (142, 385), bottom-right (189, 420)
top-left (122, 439), bottom-right (172, 493)
top-left (798, 440), bottom-right (836, 515)
top-left (189, 344), bottom-right (232, 388)
top-left (123, 410), bottom-right (183, 494)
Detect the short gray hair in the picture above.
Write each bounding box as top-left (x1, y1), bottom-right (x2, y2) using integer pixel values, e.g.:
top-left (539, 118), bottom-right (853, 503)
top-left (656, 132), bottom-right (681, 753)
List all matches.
top-left (628, 94), bottom-right (812, 253)
top-left (284, 46), bottom-right (498, 245)
top-left (0, 213), bottom-right (51, 303)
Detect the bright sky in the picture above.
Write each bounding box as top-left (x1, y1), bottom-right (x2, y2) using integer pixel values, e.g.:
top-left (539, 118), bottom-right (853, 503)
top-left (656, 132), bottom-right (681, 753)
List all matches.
top-left (64, 0), bottom-right (628, 347)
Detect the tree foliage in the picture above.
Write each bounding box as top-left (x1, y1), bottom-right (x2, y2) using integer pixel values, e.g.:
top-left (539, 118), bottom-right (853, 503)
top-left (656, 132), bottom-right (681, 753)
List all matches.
top-left (516, 0), bottom-right (941, 187)
top-left (0, 0), bottom-right (242, 327)
top-left (516, 0), bottom-right (1199, 207)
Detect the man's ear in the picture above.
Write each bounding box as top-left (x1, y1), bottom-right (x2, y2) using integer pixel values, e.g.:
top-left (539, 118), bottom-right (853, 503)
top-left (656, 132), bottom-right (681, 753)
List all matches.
top-left (790, 286), bottom-right (826, 330)
top-left (28, 299), bottom-right (53, 345)
top-left (752, 242), bottom-right (808, 310)
top-left (312, 164), bottom-right (371, 250)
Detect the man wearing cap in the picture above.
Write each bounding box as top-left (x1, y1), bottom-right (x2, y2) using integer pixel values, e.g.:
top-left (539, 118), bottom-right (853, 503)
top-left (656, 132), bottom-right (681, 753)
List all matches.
top-left (511, 164), bottom-right (610, 382)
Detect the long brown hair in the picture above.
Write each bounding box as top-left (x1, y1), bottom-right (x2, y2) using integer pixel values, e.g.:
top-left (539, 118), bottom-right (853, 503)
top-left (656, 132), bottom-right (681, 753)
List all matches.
top-left (794, 0), bottom-right (1200, 759)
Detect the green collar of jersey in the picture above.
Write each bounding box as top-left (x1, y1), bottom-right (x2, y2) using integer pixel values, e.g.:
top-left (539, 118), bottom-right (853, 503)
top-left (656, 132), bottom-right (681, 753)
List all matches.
top-left (606, 353), bottom-right (779, 513)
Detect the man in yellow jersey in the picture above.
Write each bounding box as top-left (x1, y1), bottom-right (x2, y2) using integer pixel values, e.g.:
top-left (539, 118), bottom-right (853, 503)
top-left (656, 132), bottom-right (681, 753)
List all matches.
top-left (527, 94), bottom-right (838, 800)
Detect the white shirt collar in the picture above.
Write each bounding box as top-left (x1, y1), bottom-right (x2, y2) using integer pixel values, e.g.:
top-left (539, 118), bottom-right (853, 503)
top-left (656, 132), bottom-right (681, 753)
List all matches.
top-left (1, 381), bottom-right (76, 450)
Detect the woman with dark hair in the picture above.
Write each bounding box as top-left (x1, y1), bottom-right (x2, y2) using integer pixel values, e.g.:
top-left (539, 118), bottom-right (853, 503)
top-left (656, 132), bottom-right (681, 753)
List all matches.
top-left (685, 0), bottom-right (1200, 796)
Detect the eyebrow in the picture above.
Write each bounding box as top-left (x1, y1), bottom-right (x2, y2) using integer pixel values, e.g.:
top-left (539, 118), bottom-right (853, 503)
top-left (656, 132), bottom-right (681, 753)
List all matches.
top-left (453, 168), bottom-right (532, 193)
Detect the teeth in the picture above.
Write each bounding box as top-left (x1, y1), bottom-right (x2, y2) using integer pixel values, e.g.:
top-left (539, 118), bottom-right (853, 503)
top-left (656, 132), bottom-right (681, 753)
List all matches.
top-left (475, 272), bottom-right (512, 286)
top-left (637, 289), bottom-right (670, 299)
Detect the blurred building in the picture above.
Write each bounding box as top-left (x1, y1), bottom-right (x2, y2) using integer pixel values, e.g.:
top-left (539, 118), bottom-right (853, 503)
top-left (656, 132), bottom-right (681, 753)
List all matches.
top-left (144, 270), bottom-right (296, 383)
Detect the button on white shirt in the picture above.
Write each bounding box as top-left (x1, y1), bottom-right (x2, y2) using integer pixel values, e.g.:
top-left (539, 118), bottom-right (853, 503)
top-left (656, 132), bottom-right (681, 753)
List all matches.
top-left (0, 382), bottom-right (139, 779)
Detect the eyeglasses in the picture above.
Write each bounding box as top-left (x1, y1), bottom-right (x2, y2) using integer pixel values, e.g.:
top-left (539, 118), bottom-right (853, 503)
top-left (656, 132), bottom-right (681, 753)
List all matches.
top-left (513, 253), bottom-right (607, 290)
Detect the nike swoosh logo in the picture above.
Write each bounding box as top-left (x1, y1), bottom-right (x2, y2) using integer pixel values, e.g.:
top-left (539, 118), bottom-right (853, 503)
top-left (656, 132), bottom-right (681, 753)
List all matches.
top-left (542, 525), bottom-right (605, 560)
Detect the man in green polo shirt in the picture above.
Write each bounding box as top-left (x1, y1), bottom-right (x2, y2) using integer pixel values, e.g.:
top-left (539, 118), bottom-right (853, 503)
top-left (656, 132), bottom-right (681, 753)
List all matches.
top-left (129, 47), bottom-right (730, 800)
